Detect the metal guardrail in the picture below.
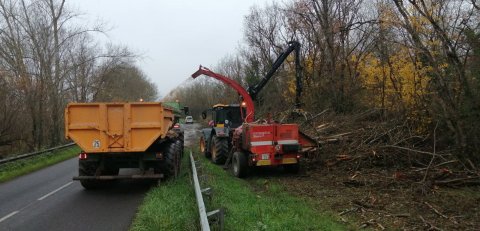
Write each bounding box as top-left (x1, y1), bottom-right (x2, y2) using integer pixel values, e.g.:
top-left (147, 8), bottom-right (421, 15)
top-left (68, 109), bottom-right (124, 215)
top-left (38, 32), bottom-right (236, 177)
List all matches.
top-left (0, 143), bottom-right (76, 165)
top-left (190, 151), bottom-right (224, 231)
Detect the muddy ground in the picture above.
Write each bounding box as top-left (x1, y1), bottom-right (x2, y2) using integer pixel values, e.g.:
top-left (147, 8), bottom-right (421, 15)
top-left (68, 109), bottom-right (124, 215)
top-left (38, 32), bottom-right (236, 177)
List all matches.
top-left (273, 166), bottom-right (479, 230)
top-left (183, 123), bottom-right (479, 230)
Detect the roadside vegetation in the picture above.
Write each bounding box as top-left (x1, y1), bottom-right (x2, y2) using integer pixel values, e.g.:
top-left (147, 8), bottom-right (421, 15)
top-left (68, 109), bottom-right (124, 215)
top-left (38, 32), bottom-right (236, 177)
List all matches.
top-left (131, 149), bottom-right (345, 231)
top-left (198, 155), bottom-right (345, 231)
top-left (0, 0), bottom-right (157, 157)
top-left (167, 0), bottom-right (480, 179)
top-left (165, 1), bottom-right (480, 229)
top-left (131, 152), bottom-right (198, 231)
top-left (0, 146), bottom-right (80, 183)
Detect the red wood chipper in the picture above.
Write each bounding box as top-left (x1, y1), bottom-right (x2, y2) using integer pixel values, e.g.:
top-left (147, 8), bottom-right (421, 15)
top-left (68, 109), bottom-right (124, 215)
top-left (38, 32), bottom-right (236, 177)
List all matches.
top-left (192, 41), bottom-right (317, 177)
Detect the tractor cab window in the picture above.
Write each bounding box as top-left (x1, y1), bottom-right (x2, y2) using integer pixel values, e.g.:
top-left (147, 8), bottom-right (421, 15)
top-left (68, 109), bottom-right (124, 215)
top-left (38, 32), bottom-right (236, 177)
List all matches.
top-left (213, 106), bottom-right (243, 128)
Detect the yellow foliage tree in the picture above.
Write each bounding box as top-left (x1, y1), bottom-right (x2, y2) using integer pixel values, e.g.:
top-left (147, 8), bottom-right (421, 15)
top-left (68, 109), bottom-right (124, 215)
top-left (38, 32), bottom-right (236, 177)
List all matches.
top-left (355, 47), bottom-right (431, 115)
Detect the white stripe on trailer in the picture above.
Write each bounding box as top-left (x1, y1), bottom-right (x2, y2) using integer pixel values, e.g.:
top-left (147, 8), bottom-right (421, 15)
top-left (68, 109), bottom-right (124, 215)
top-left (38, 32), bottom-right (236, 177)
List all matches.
top-left (250, 141), bottom-right (273, 146)
top-left (277, 140), bottom-right (299, 145)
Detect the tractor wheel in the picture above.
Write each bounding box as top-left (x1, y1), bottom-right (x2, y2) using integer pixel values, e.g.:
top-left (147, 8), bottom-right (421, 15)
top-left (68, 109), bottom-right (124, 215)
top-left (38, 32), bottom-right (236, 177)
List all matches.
top-left (200, 136), bottom-right (211, 158)
top-left (284, 163), bottom-right (300, 174)
top-left (211, 136), bottom-right (228, 164)
top-left (232, 151), bottom-right (248, 178)
top-left (79, 160), bottom-right (100, 190)
top-left (161, 142), bottom-right (180, 179)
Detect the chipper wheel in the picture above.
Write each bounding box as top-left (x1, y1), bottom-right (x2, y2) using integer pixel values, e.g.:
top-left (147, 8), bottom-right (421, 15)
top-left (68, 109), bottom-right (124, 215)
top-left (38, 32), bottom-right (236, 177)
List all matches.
top-left (79, 160), bottom-right (101, 190)
top-left (161, 142), bottom-right (180, 179)
top-left (211, 136), bottom-right (228, 164)
top-left (232, 151), bottom-right (248, 178)
top-left (200, 136), bottom-right (211, 158)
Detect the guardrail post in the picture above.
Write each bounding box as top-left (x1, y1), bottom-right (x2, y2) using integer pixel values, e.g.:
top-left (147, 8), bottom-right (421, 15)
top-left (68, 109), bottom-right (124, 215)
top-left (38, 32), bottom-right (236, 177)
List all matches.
top-left (190, 151), bottom-right (224, 231)
top-left (190, 152), bottom-right (211, 231)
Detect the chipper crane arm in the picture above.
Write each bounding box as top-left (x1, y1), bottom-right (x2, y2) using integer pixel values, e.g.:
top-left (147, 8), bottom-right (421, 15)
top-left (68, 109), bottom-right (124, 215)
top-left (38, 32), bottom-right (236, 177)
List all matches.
top-left (192, 66), bottom-right (255, 123)
top-left (246, 41), bottom-right (303, 108)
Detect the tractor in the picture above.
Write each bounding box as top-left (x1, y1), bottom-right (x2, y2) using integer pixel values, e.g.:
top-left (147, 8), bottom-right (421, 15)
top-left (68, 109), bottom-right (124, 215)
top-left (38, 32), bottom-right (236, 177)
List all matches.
top-left (199, 103), bottom-right (245, 164)
top-left (193, 41), bottom-right (317, 177)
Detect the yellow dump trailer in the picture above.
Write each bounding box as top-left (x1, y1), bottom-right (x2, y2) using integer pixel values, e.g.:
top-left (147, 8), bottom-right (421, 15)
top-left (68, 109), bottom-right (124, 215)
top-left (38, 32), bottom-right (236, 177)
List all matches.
top-left (65, 102), bottom-right (184, 189)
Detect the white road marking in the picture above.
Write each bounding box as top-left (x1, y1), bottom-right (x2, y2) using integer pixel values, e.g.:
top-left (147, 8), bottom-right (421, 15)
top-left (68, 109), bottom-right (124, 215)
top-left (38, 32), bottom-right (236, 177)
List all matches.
top-left (0, 211), bottom-right (19, 223)
top-left (37, 182), bottom-right (73, 201)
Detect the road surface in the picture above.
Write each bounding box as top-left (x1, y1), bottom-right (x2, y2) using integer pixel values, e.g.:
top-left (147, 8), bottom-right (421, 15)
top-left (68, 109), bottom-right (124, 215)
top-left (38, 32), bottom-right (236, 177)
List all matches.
top-left (182, 123), bottom-right (202, 148)
top-left (0, 123), bottom-right (202, 231)
top-left (0, 155), bottom-right (153, 231)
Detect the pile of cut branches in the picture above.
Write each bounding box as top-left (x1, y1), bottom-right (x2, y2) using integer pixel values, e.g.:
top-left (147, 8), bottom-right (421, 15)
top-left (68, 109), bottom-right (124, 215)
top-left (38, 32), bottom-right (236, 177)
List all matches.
top-left (297, 109), bottom-right (480, 190)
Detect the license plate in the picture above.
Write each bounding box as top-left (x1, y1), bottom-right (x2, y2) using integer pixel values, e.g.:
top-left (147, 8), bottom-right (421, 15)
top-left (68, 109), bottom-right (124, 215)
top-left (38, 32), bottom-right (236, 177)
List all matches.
top-left (261, 154), bottom-right (269, 160)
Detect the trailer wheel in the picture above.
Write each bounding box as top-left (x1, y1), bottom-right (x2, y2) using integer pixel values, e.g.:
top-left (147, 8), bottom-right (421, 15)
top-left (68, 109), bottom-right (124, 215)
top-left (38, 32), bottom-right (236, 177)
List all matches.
top-left (174, 139), bottom-right (184, 159)
top-left (200, 136), bottom-right (211, 158)
top-left (232, 152), bottom-right (248, 178)
top-left (162, 142), bottom-right (180, 179)
top-left (102, 167), bottom-right (119, 176)
top-left (79, 160), bottom-right (100, 190)
top-left (211, 136), bottom-right (228, 164)
top-left (284, 163), bottom-right (300, 174)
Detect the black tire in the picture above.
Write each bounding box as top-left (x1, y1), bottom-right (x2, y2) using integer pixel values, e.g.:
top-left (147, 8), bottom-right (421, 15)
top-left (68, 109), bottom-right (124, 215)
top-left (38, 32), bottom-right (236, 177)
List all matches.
top-left (174, 139), bottom-right (184, 159)
top-left (200, 136), bottom-right (211, 158)
top-left (161, 142), bottom-right (180, 179)
top-left (284, 163), bottom-right (300, 174)
top-left (102, 167), bottom-right (119, 176)
top-left (211, 136), bottom-right (228, 164)
top-left (232, 151), bottom-right (248, 178)
top-left (79, 160), bottom-right (100, 190)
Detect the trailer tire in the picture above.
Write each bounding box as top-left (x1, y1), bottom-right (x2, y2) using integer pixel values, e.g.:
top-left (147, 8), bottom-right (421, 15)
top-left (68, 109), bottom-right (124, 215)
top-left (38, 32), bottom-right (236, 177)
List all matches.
top-left (102, 167), bottom-right (119, 176)
top-left (211, 136), bottom-right (228, 164)
top-left (284, 163), bottom-right (300, 174)
top-left (79, 161), bottom-right (100, 190)
top-left (200, 136), bottom-right (211, 158)
top-left (232, 151), bottom-right (248, 178)
top-left (162, 142), bottom-right (180, 179)
top-left (175, 139), bottom-right (184, 159)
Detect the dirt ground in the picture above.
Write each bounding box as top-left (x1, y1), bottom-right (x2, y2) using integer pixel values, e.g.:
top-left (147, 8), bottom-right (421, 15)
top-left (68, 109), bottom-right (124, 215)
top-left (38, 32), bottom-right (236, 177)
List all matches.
top-left (185, 122), bottom-right (479, 230)
top-left (271, 163), bottom-right (480, 231)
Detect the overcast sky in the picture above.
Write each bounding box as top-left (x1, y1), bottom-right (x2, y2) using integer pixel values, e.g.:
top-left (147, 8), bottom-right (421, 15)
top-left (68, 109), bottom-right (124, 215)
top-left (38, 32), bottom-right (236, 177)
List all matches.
top-left (69, 0), bottom-right (271, 98)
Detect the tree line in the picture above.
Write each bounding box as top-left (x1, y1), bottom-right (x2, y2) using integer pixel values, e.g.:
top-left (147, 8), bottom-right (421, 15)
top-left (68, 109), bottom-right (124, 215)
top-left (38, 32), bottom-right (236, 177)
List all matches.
top-left (0, 0), bottom-right (157, 157)
top-left (167, 0), bottom-right (480, 164)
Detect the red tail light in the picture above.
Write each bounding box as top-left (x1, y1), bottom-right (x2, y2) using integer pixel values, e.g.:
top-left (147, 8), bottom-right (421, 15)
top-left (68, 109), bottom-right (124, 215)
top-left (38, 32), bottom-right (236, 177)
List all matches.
top-left (174, 123), bottom-right (180, 128)
top-left (79, 153), bottom-right (88, 160)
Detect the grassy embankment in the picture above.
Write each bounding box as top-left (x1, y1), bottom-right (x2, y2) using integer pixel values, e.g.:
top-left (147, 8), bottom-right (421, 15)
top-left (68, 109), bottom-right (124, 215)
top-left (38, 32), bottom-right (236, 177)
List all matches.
top-left (131, 149), bottom-right (345, 231)
top-left (0, 146), bottom-right (80, 183)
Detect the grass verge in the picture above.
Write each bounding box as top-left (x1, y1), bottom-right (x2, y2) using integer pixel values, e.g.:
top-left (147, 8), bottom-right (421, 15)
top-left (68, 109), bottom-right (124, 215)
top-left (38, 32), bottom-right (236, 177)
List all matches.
top-left (199, 156), bottom-right (345, 231)
top-left (0, 146), bottom-right (80, 183)
top-left (130, 152), bottom-right (198, 231)
top-left (130, 148), bottom-right (346, 231)
top-left (131, 149), bottom-right (345, 231)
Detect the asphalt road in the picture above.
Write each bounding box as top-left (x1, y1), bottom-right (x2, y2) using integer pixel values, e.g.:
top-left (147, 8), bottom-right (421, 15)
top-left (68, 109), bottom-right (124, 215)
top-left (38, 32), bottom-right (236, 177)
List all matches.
top-left (182, 123), bottom-right (202, 148)
top-left (0, 157), bottom-right (153, 231)
top-left (0, 123), bottom-right (202, 231)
